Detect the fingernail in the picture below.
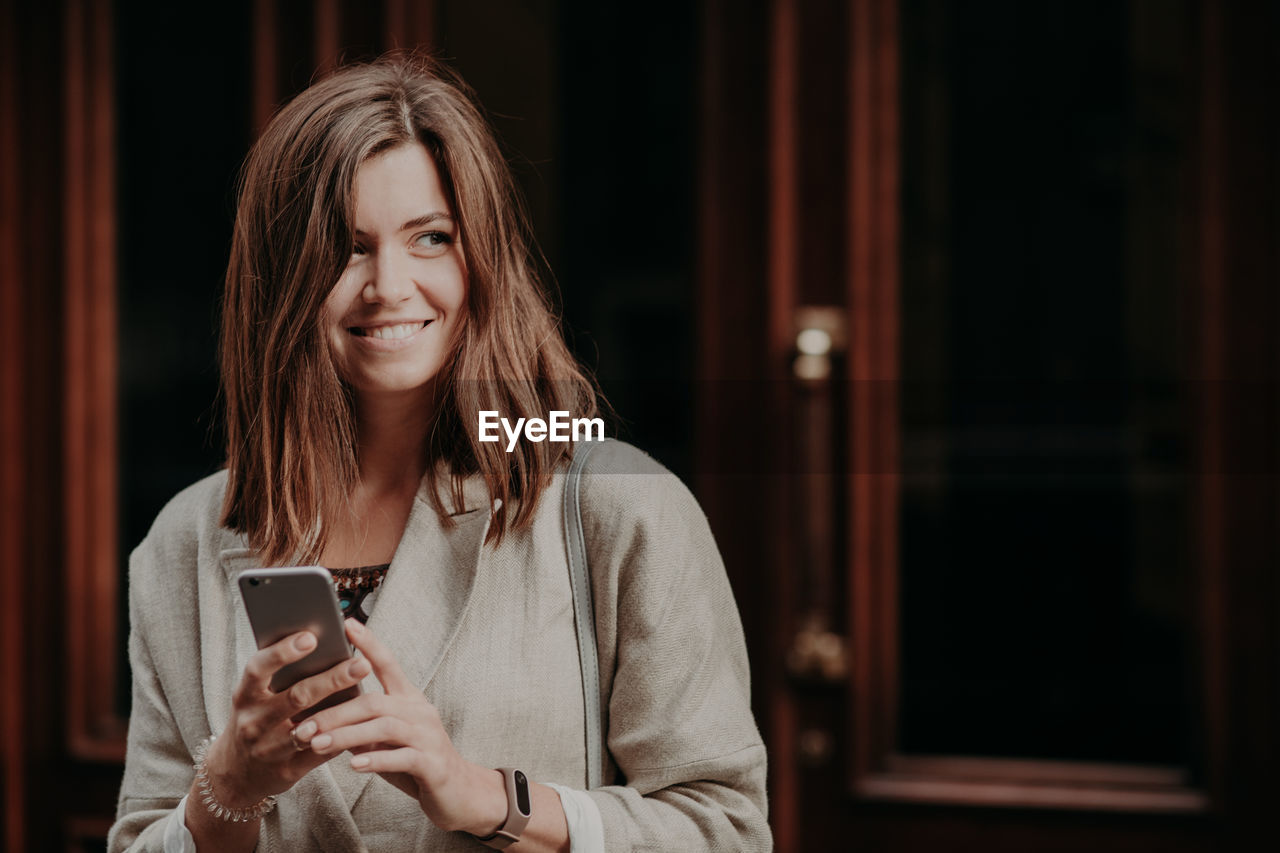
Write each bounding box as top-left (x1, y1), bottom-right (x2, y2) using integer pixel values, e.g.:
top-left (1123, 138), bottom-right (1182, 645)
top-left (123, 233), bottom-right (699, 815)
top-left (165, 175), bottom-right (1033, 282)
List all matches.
top-left (348, 620), bottom-right (363, 635)
top-left (349, 659), bottom-right (369, 678)
top-left (351, 755), bottom-right (369, 769)
top-left (311, 733), bottom-right (332, 750)
top-left (294, 720), bottom-right (317, 738)
top-left (295, 632), bottom-right (316, 651)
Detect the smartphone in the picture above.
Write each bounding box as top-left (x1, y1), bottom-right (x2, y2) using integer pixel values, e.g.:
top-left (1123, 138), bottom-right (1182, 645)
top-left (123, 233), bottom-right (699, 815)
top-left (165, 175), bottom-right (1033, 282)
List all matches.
top-left (237, 566), bottom-right (359, 715)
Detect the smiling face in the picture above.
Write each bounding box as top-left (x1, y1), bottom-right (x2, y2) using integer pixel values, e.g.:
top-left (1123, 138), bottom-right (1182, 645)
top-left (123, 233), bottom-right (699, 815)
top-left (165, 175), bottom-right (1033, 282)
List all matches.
top-left (322, 143), bottom-right (467, 407)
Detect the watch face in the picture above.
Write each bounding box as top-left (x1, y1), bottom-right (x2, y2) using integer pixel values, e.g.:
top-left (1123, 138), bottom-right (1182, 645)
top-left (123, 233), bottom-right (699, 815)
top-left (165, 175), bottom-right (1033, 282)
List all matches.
top-left (514, 770), bottom-right (531, 816)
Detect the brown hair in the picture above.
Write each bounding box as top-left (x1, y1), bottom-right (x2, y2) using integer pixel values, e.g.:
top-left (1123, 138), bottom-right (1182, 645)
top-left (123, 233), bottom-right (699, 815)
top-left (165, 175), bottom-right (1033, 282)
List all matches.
top-left (220, 55), bottom-right (601, 565)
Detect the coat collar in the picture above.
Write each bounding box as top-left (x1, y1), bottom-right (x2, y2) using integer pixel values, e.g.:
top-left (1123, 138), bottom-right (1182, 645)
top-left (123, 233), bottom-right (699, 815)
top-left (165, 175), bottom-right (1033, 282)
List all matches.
top-left (212, 469), bottom-right (496, 839)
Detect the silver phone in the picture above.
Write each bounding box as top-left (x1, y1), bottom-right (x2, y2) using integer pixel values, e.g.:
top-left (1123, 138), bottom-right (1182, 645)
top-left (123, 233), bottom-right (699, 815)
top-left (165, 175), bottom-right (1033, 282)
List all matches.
top-left (237, 566), bottom-right (359, 714)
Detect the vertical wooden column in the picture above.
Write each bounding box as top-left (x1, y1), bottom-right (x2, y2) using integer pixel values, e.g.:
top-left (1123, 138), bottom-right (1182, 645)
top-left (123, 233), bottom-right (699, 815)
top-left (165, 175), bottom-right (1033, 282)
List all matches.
top-left (385, 0), bottom-right (437, 53)
top-left (768, 0), bottom-right (800, 353)
top-left (0, 0), bottom-right (28, 846)
top-left (1, 0), bottom-right (117, 845)
top-left (63, 0), bottom-right (124, 762)
top-left (1194, 2), bottom-right (1280, 843)
top-left (252, 0), bottom-right (279, 131)
top-left (846, 0), bottom-right (900, 786)
top-left (1193, 0), bottom-right (1227, 815)
top-left (314, 0), bottom-right (342, 75)
top-left (765, 0), bottom-right (801, 847)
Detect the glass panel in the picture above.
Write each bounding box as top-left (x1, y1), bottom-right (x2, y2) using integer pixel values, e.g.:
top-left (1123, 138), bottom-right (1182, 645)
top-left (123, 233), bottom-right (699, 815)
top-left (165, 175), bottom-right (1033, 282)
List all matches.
top-left (897, 0), bottom-right (1197, 766)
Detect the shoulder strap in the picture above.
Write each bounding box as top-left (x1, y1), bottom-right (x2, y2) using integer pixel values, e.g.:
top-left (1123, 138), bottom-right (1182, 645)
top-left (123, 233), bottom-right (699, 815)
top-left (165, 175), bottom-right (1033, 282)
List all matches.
top-left (563, 438), bottom-right (609, 790)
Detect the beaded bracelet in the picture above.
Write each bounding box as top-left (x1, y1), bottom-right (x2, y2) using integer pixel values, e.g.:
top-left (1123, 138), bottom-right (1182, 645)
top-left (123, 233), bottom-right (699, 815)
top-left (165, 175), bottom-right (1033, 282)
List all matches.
top-left (193, 734), bottom-right (278, 823)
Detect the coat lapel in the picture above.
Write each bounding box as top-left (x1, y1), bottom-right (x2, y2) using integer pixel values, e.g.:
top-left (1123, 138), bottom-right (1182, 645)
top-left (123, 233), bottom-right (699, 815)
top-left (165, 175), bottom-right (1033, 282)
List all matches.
top-left (327, 472), bottom-right (494, 812)
top-left (211, 547), bottom-right (262, 736)
top-left (293, 765), bottom-right (369, 852)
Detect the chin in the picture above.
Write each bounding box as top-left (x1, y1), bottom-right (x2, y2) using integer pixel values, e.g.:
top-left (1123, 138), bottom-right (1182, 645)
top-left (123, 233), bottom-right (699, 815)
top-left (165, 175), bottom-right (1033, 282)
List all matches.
top-left (350, 373), bottom-right (443, 399)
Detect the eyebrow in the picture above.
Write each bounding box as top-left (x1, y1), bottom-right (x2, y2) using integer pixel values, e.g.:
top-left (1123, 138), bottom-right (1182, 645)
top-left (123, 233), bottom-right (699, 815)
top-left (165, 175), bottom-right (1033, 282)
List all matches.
top-left (354, 212), bottom-right (454, 237)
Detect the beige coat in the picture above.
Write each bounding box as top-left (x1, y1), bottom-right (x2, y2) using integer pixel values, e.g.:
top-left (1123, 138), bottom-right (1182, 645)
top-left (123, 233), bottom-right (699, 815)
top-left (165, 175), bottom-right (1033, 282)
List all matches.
top-left (108, 441), bottom-right (770, 852)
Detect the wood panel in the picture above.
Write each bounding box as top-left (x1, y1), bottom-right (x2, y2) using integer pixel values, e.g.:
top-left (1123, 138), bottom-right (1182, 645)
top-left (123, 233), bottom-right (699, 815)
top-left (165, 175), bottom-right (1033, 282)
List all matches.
top-left (846, 0), bottom-right (900, 793)
top-left (63, 0), bottom-right (125, 764)
top-left (1, 1), bottom-right (74, 847)
top-left (1, 0), bottom-right (30, 847)
top-left (1192, 0), bottom-right (1229, 818)
top-left (1195, 1), bottom-right (1280, 844)
top-left (766, 2), bottom-right (801, 843)
top-left (384, 0), bottom-right (437, 53)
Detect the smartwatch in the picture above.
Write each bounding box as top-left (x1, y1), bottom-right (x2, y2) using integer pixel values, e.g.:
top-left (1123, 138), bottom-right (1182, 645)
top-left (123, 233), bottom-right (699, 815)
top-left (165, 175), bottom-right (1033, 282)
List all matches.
top-left (478, 767), bottom-right (532, 849)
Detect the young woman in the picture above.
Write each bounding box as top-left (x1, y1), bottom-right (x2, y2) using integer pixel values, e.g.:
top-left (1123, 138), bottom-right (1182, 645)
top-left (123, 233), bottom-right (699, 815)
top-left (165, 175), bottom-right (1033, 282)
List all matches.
top-left (108, 56), bottom-right (769, 852)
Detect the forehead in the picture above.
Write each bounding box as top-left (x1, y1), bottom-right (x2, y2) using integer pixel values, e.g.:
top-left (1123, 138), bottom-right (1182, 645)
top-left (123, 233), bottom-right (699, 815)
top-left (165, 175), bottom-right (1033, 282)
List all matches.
top-left (353, 143), bottom-right (451, 225)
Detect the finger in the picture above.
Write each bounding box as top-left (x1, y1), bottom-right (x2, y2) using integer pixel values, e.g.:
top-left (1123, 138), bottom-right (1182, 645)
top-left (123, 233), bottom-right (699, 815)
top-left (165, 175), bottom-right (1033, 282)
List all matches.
top-left (309, 716), bottom-right (420, 756)
top-left (236, 631), bottom-right (317, 702)
top-left (349, 746), bottom-right (420, 774)
top-left (244, 716), bottom-right (312, 763)
top-left (299, 691), bottom-right (402, 735)
top-left (279, 655), bottom-right (372, 717)
top-left (291, 718), bottom-right (319, 748)
top-left (345, 620), bottom-right (415, 695)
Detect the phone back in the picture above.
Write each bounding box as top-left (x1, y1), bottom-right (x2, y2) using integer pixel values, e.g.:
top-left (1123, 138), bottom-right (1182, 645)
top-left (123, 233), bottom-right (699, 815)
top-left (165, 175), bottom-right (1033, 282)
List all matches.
top-left (237, 566), bottom-right (355, 698)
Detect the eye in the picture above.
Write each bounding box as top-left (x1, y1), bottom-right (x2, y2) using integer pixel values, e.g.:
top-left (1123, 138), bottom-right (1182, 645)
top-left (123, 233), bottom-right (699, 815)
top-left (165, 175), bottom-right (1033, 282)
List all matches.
top-left (413, 231), bottom-right (452, 250)
top-left (350, 242), bottom-right (368, 257)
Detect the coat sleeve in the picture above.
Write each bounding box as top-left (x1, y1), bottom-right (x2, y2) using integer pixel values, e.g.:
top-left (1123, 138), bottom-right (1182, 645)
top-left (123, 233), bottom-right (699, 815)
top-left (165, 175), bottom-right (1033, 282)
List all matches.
top-left (108, 519), bottom-right (204, 852)
top-left (577, 443), bottom-right (772, 852)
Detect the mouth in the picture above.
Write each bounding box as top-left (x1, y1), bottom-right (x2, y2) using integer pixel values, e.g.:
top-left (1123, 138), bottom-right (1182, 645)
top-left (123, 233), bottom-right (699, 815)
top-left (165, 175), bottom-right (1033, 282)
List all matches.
top-left (348, 320), bottom-right (431, 339)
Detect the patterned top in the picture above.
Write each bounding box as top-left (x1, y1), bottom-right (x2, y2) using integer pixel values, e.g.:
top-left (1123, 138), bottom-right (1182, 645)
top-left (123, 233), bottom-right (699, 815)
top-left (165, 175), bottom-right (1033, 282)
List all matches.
top-left (328, 564), bottom-right (390, 624)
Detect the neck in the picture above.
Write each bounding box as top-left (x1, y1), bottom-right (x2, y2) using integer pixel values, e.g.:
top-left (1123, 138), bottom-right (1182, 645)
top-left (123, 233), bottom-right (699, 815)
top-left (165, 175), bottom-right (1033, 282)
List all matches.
top-left (353, 389), bottom-right (434, 496)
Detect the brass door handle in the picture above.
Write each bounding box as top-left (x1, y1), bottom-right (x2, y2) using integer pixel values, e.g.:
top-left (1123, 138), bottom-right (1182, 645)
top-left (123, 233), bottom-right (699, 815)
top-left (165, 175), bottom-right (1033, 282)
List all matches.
top-left (787, 307), bottom-right (849, 687)
top-left (787, 614), bottom-right (849, 683)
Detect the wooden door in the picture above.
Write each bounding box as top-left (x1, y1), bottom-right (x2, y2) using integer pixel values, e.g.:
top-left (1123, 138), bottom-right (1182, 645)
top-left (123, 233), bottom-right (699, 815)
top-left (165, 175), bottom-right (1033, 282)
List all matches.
top-left (696, 1), bottom-right (1280, 850)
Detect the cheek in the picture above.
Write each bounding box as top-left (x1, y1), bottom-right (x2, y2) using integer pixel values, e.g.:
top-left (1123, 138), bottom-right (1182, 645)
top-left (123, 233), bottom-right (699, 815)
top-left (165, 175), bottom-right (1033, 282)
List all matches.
top-left (447, 270), bottom-right (469, 337)
top-left (320, 304), bottom-right (345, 355)
top-left (323, 273), bottom-right (360, 328)
top-left (437, 281), bottom-right (468, 357)
top-left (451, 243), bottom-right (469, 311)
top-left (453, 269), bottom-right (469, 314)
top-left (424, 261), bottom-right (467, 330)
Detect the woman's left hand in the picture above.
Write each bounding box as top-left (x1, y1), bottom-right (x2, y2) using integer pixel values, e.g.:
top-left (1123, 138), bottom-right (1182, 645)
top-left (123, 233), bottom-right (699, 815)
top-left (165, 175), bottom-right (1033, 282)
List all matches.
top-left (297, 619), bottom-right (507, 837)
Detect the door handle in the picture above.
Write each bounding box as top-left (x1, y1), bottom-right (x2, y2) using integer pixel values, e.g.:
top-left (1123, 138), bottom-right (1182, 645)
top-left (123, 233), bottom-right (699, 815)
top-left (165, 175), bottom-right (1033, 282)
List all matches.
top-left (786, 307), bottom-right (849, 685)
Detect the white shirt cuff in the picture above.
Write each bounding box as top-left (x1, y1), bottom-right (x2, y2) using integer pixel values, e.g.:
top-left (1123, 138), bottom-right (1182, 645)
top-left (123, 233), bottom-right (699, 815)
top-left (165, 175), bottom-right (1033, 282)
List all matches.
top-left (545, 783), bottom-right (605, 853)
top-left (162, 794), bottom-right (197, 853)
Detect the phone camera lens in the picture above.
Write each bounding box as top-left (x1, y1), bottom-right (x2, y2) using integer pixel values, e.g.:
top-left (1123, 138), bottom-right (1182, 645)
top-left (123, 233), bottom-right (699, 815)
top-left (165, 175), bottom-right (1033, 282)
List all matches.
top-left (249, 578), bottom-right (259, 586)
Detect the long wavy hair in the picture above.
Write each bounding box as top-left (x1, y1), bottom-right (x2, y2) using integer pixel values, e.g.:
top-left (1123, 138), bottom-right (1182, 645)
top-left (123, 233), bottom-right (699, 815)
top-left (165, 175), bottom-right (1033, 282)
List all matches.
top-left (220, 55), bottom-right (601, 565)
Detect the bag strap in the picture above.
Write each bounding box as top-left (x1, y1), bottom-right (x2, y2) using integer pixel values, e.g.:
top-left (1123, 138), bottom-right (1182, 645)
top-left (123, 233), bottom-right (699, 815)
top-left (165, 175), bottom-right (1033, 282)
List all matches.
top-left (563, 438), bottom-right (609, 790)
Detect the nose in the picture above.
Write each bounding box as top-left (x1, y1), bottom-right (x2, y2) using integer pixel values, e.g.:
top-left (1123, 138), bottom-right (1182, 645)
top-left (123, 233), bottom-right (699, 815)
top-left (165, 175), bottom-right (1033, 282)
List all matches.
top-left (362, 249), bottom-right (414, 305)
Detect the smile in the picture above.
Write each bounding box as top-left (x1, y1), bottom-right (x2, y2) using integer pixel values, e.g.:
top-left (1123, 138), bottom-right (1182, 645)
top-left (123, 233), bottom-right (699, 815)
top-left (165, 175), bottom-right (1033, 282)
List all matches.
top-left (349, 321), bottom-right (431, 339)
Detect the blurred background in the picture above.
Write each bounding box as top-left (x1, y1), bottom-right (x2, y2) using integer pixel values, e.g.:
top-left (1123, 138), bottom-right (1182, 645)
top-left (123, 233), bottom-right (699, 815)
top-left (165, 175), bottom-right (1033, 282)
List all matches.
top-left (2, 0), bottom-right (1278, 850)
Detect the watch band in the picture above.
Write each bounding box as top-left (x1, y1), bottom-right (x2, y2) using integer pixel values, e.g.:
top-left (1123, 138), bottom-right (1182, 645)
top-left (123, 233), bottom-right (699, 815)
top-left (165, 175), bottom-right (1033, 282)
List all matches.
top-left (478, 767), bottom-right (532, 849)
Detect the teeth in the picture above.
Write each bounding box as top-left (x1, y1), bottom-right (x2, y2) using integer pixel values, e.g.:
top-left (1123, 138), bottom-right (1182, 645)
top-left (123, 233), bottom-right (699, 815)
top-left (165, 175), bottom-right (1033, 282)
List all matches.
top-left (363, 322), bottom-right (423, 340)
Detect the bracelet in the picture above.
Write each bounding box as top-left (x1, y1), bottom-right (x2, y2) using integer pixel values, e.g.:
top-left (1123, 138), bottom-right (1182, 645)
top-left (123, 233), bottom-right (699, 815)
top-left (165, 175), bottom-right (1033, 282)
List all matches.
top-left (192, 734), bottom-right (278, 823)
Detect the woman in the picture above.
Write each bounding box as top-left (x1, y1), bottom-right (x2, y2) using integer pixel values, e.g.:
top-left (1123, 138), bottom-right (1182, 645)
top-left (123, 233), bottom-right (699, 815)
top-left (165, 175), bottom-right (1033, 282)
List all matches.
top-left (108, 56), bottom-right (769, 852)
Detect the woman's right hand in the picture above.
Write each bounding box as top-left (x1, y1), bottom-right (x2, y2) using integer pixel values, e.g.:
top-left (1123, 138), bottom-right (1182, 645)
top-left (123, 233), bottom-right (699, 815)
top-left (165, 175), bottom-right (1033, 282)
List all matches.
top-left (203, 630), bottom-right (372, 806)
